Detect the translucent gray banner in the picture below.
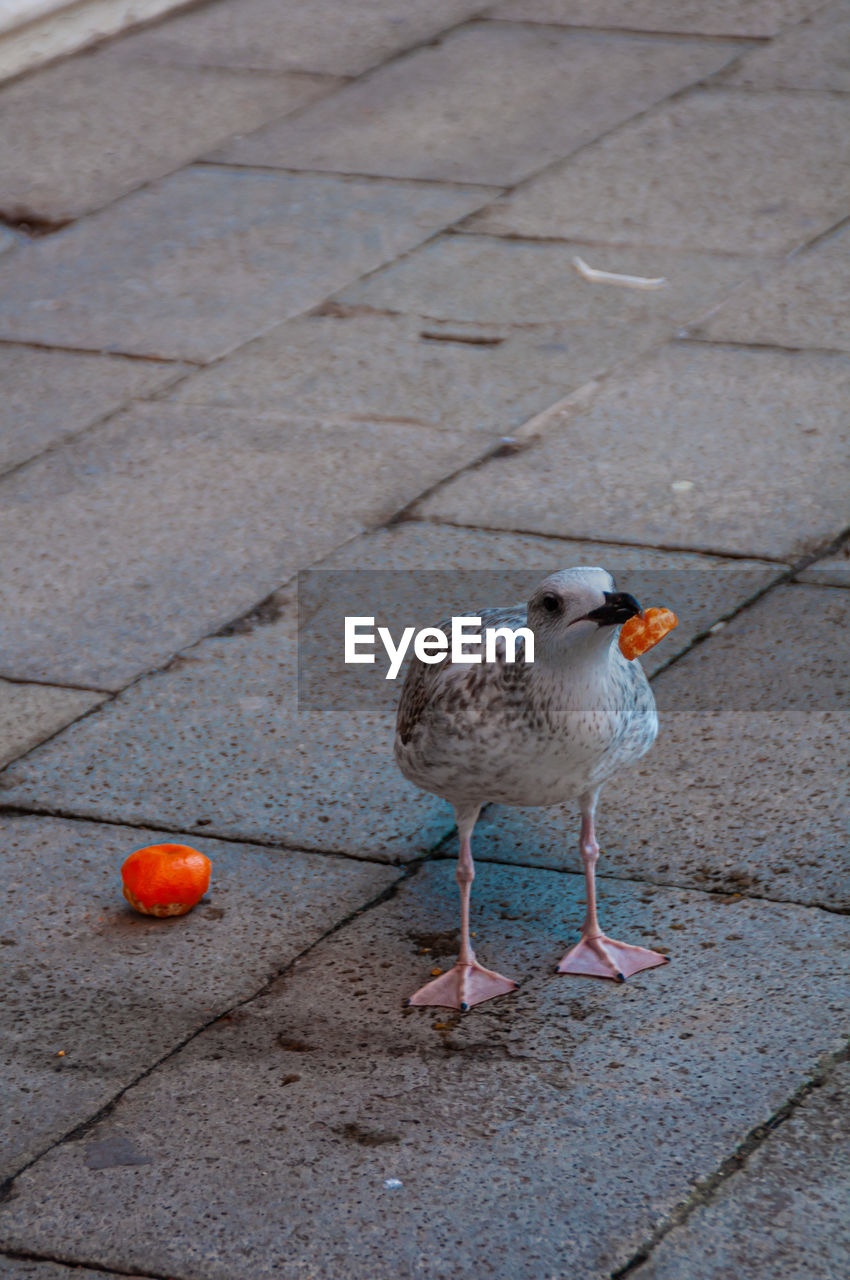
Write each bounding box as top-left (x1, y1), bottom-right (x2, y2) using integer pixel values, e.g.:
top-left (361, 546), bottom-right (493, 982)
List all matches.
top-left (296, 566), bottom-right (846, 713)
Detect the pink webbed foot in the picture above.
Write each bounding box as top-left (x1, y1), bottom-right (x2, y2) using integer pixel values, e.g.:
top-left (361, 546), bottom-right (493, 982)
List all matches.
top-left (407, 958), bottom-right (518, 1012)
top-left (557, 933), bottom-right (669, 982)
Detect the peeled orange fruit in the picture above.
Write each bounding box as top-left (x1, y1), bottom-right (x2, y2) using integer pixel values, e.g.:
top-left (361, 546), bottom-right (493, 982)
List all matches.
top-left (619, 607), bottom-right (678, 661)
top-left (121, 843), bottom-right (211, 918)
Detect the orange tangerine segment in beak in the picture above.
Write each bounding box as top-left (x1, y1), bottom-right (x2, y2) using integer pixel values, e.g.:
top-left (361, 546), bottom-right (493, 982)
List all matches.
top-left (619, 607), bottom-right (678, 661)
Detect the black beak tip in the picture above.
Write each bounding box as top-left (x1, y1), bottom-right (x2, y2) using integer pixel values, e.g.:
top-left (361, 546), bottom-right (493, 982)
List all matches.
top-left (584, 591), bottom-right (643, 627)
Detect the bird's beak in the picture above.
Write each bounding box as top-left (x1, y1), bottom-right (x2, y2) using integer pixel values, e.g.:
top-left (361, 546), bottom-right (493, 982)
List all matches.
top-left (582, 591), bottom-right (643, 626)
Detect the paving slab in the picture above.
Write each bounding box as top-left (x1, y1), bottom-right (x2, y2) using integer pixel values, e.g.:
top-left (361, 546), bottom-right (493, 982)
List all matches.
top-left (0, 46), bottom-right (337, 223)
top-left (119, 0), bottom-right (485, 77)
top-left (418, 343), bottom-right (850, 560)
top-left (725, 2), bottom-right (850, 90)
top-left (0, 861), bottom-right (846, 1279)
top-left (0, 814), bottom-right (397, 1183)
top-left (0, 402), bottom-right (484, 688)
top-left (0, 524), bottom-right (780, 860)
top-left (635, 1059), bottom-right (850, 1279)
top-left (0, 681), bottom-right (106, 770)
top-left (0, 167), bottom-right (492, 362)
top-left (337, 233), bottom-right (752, 331)
top-left (472, 584), bottom-right (850, 910)
top-left (687, 224), bottom-right (850, 353)
top-left (486, 0), bottom-right (828, 36)
top-left (211, 23), bottom-right (743, 186)
top-left (0, 344), bottom-right (184, 476)
top-left (165, 310), bottom-right (609, 435)
top-left (466, 89), bottom-right (850, 254)
top-left (165, 302), bottom-right (741, 439)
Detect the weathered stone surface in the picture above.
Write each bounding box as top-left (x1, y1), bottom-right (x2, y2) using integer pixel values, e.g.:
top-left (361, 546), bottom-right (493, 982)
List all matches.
top-left (0, 167), bottom-right (492, 361)
top-left (688, 225), bottom-right (850, 353)
top-left (0, 402), bottom-right (483, 688)
top-left (725, 2), bottom-right (850, 91)
top-left (0, 345), bottom-right (183, 475)
top-left (0, 681), bottom-right (105, 769)
top-left (121, 0), bottom-right (485, 76)
top-left (486, 0), bottom-right (827, 36)
top-left (467, 90), bottom-right (850, 254)
top-left (0, 525), bottom-right (780, 858)
top-left (635, 1060), bottom-right (850, 1279)
top-left (0, 46), bottom-right (337, 222)
top-left (166, 310), bottom-right (608, 435)
top-left (472, 584), bottom-right (850, 909)
top-left (165, 301), bottom-right (735, 438)
top-left (212, 23), bottom-right (743, 185)
top-left (0, 861), bottom-right (846, 1279)
top-left (418, 343), bottom-right (850, 560)
top-left (338, 232), bottom-right (752, 327)
top-left (0, 229), bottom-right (15, 256)
top-left (0, 815), bottom-right (397, 1181)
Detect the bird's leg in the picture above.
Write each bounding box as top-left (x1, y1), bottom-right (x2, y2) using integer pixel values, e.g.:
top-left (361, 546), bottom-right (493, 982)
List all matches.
top-left (407, 810), bottom-right (518, 1013)
top-left (557, 796), bottom-right (669, 982)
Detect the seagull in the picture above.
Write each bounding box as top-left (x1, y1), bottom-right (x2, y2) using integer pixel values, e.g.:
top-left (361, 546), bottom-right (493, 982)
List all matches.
top-left (395, 566), bottom-right (668, 1011)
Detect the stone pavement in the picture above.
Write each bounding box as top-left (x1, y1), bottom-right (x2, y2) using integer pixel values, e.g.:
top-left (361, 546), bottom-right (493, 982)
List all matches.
top-left (0, 2), bottom-right (847, 1278)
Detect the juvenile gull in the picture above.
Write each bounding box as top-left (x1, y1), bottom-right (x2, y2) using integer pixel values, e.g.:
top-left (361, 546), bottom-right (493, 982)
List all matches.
top-left (395, 566), bottom-right (668, 1011)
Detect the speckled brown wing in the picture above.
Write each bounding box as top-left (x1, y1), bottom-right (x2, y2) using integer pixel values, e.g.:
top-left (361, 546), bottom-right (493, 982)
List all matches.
top-left (395, 607), bottom-right (530, 746)
top-left (395, 617), bottom-right (453, 746)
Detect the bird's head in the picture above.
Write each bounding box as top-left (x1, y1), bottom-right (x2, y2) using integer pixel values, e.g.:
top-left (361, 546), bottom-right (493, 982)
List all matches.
top-left (527, 567), bottom-right (642, 660)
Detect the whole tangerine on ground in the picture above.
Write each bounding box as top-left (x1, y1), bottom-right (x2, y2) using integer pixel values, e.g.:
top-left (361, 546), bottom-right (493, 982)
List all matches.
top-left (121, 843), bottom-right (211, 917)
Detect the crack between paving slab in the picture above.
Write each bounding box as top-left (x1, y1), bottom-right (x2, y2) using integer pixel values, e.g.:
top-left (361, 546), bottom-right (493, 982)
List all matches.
top-left (0, 359), bottom-right (194, 486)
top-left (611, 1038), bottom-right (850, 1278)
top-left (678, 213), bottom-right (850, 339)
top-left (0, 695), bottom-right (115, 776)
top-left (0, 1246), bottom-right (173, 1280)
top-left (704, 81), bottom-right (850, 100)
top-left (0, 671), bottom-right (110, 694)
top-left (677, 336), bottom-right (850, 358)
top-left (0, 801), bottom-right (449, 869)
top-left (434, 849), bottom-right (850, 917)
top-left (787, 211), bottom-right (850, 258)
top-left (5, 795), bottom-right (846, 917)
top-left (409, 515), bottom-right (793, 564)
top-left (483, 19), bottom-right (770, 44)
top-left (312, 296), bottom-right (660, 335)
top-left (193, 158), bottom-right (503, 194)
top-left (794, 578), bottom-right (850, 591)
top-left (0, 337), bottom-right (192, 364)
top-left (447, 226), bottom-right (776, 259)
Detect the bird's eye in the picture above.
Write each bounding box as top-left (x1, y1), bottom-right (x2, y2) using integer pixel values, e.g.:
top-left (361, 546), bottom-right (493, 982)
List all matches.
top-left (542, 594), bottom-right (561, 613)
